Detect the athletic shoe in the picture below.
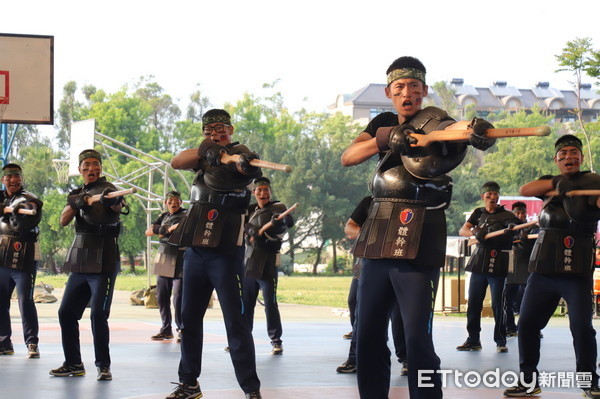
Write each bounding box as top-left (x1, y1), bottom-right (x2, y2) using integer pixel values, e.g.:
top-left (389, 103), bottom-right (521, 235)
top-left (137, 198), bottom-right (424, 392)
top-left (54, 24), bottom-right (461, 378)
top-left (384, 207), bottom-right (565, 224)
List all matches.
top-left (271, 343), bottom-right (283, 355)
top-left (456, 341), bottom-right (482, 351)
top-left (0, 343), bottom-right (14, 355)
top-left (497, 345), bottom-right (509, 353)
top-left (342, 331), bottom-right (353, 340)
top-left (177, 331), bottom-right (182, 343)
top-left (224, 346), bottom-right (230, 352)
top-left (503, 383), bottom-right (541, 396)
top-left (583, 386), bottom-right (600, 398)
top-left (245, 390), bottom-right (262, 399)
top-left (49, 363), bottom-right (86, 377)
top-left (151, 331), bottom-right (174, 340)
top-left (506, 330), bottom-right (518, 337)
top-left (400, 360), bottom-right (408, 376)
top-left (336, 361), bottom-right (356, 373)
top-left (27, 343), bottom-right (40, 359)
top-left (165, 382), bottom-right (202, 399)
top-left (97, 367), bottom-right (112, 381)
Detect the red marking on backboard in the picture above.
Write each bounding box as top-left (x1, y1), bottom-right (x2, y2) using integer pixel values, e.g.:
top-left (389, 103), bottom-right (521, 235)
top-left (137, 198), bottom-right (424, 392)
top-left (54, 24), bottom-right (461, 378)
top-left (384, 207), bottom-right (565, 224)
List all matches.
top-left (0, 71), bottom-right (8, 104)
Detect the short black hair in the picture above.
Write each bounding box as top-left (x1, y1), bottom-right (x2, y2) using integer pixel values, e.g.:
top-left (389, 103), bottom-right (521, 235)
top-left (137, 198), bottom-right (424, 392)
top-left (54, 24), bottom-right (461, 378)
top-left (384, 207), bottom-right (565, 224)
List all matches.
top-left (386, 56), bottom-right (426, 75)
top-left (512, 201), bottom-right (527, 210)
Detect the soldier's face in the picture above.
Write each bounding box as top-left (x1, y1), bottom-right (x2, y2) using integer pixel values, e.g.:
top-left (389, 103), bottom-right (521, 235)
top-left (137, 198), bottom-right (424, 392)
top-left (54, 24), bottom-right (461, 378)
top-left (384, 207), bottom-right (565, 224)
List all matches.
top-left (165, 197), bottom-right (182, 213)
top-left (1, 173), bottom-right (22, 196)
top-left (554, 146), bottom-right (582, 175)
top-left (78, 158), bottom-right (102, 184)
top-left (203, 123), bottom-right (233, 145)
top-left (481, 191), bottom-right (499, 210)
top-left (253, 185), bottom-right (271, 208)
top-left (513, 209), bottom-right (527, 222)
top-left (385, 78), bottom-right (428, 122)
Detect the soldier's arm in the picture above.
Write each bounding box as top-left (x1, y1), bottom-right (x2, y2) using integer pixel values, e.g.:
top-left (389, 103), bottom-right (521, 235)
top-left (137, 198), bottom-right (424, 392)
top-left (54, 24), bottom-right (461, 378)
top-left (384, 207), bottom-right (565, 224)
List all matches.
top-left (459, 221), bottom-right (475, 238)
top-left (171, 148), bottom-right (200, 170)
top-left (341, 132), bottom-right (378, 166)
top-left (519, 179), bottom-right (553, 197)
top-left (60, 204), bottom-right (76, 226)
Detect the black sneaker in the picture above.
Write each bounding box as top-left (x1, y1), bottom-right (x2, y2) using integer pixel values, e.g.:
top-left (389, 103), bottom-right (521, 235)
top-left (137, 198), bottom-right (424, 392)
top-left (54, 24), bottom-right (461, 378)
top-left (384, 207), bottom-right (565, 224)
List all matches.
top-left (27, 343), bottom-right (40, 359)
top-left (271, 342), bottom-right (283, 355)
top-left (497, 345), bottom-right (509, 353)
top-left (336, 361), bottom-right (356, 373)
top-left (152, 331), bottom-right (174, 340)
top-left (583, 386), bottom-right (600, 399)
top-left (506, 330), bottom-right (518, 337)
top-left (0, 343), bottom-right (14, 356)
top-left (456, 341), bottom-right (482, 351)
top-left (245, 391), bottom-right (262, 399)
top-left (165, 382), bottom-right (202, 399)
top-left (97, 367), bottom-right (112, 381)
top-left (503, 384), bottom-right (541, 397)
top-left (49, 363), bottom-right (86, 377)
top-left (177, 331), bottom-right (182, 343)
top-left (400, 360), bottom-right (408, 376)
top-left (342, 331), bottom-right (353, 340)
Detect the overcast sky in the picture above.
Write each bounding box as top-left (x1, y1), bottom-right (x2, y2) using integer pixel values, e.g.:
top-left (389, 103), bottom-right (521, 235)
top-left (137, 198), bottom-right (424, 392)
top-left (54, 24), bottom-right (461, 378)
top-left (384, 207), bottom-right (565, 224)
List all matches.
top-left (3, 0), bottom-right (600, 116)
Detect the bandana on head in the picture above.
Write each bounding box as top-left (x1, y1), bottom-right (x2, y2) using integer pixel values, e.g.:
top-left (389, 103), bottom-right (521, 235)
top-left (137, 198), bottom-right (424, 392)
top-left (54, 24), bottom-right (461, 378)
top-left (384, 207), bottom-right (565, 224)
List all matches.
top-left (2, 167), bottom-right (22, 177)
top-left (481, 182), bottom-right (500, 195)
top-left (387, 68), bottom-right (426, 85)
top-left (78, 149), bottom-right (102, 164)
top-left (554, 134), bottom-right (582, 154)
top-left (253, 177), bottom-right (271, 189)
top-left (202, 113), bottom-right (231, 129)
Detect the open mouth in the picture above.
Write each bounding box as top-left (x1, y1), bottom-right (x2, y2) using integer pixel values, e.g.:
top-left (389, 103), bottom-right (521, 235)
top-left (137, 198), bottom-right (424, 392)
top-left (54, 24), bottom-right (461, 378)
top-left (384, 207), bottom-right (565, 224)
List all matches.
top-left (402, 100), bottom-right (413, 108)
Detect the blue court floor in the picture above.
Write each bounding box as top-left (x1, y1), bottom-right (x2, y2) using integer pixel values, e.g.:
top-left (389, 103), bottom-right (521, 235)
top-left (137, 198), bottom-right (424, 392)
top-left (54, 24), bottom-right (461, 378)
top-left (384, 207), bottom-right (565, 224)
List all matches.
top-left (1, 289), bottom-right (594, 398)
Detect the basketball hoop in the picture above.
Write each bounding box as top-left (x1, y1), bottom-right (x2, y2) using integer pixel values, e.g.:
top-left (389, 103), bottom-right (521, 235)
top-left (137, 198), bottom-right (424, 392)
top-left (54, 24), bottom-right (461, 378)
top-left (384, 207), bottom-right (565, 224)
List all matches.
top-left (52, 159), bottom-right (70, 184)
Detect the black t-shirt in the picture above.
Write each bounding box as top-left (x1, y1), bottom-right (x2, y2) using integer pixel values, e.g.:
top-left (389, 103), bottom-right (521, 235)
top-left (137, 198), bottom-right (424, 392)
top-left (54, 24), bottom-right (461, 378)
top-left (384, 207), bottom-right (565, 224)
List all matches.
top-left (350, 196), bottom-right (372, 227)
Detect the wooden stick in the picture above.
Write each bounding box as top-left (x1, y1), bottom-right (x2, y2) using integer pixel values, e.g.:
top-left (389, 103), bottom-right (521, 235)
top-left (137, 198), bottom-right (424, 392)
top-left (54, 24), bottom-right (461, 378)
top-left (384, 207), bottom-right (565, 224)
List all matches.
top-left (4, 206), bottom-right (37, 216)
top-left (545, 189), bottom-right (600, 197)
top-left (258, 203), bottom-right (299, 236)
top-left (409, 126), bottom-right (551, 147)
top-left (527, 234), bottom-right (539, 240)
top-left (468, 220), bottom-right (538, 246)
top-left (87, 188), bottom-right (137, 205)
top-left (221, 153), bottom-right (292, 173)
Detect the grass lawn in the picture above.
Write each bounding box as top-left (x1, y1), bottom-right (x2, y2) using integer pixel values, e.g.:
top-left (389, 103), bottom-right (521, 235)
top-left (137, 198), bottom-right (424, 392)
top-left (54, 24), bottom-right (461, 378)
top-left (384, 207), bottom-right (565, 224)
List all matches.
top-left (37, 273), bottom-right (353, 309)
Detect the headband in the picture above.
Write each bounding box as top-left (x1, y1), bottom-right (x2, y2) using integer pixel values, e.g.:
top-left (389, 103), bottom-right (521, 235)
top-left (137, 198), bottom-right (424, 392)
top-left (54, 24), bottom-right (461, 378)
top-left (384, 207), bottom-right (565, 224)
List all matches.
top-left (202, 113), bottom-right (231, 129)
top-left (2, 167), bottom-right (22, 177)
top-left (78, 149), bottom-right (102, 164)
top-left (481, 182), bottom-right (500, 194)
top-left (387, 68), bottom-right (426, 85)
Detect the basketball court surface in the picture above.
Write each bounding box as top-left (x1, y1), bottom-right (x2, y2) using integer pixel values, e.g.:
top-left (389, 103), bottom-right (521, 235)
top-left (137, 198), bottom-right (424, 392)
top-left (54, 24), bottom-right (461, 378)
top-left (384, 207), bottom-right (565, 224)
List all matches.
top-left (1, 288), bottom-right (593, 399)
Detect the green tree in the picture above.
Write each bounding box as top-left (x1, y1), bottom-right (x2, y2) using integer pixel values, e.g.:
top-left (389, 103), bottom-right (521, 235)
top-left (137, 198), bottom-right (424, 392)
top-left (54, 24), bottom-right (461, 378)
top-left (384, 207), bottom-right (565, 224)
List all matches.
top-left (555, 37), bottom-right (600, 172)
top-left (37, 190), bottom-right (74, 273)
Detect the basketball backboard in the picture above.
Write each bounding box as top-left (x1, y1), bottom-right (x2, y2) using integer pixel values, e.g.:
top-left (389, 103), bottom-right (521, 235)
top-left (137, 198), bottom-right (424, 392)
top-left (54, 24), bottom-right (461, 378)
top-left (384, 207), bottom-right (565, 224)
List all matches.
top-left (69, 119), bottom-right (96, 176)
top-left (0, 33), bottom-right (54, 124)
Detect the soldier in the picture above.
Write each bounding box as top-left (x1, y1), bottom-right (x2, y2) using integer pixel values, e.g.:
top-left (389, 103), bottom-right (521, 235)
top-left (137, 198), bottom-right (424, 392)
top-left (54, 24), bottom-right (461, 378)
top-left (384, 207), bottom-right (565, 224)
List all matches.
top-left (242, 177), bottom-right (293, 355)
top-left (503, 201), bottom-right (537, 336)
top-left (50, 149), bottom-right (125, 382)
top-left (504, 135), bottom-right (600, 398)
top-left (145, 191), bottom-right (187, 342)
top-left (457, 181), bottom-right (519, 353)
top-left (165, 109), bottom-right (263, 399)
top-left (0, 163), bottom-right (43, 358)
top-left (341, 56), bottom-right (495, 399)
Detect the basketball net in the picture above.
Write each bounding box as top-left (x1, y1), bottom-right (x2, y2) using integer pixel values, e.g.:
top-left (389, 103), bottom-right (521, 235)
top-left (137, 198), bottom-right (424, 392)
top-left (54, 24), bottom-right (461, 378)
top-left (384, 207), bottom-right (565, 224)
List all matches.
top-left (52, 159), bottom-right (70, 184)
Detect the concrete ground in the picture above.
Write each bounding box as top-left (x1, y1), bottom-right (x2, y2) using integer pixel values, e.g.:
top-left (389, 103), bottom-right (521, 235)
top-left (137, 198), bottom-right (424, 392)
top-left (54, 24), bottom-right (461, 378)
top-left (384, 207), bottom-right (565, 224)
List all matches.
top-left (1, 288), bottom-right (593, 398)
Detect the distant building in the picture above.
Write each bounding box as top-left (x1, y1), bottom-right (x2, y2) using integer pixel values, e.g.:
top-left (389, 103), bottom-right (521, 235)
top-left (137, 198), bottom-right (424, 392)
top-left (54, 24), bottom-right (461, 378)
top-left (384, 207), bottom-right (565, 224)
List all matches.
top-left (329, 80), bottom-right (600, 126)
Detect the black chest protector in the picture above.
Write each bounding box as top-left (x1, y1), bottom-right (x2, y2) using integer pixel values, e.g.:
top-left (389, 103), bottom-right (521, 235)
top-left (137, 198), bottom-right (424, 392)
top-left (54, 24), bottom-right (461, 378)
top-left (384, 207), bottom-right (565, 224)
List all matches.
top-left (529, 195), bottom-right (596, 275)
top-left (169, 173), bottom-right (250, 249)
top-left (371, 155), bottom-right (453, 209)
top-left (74, 179), bottom-right (121, 229)
top-left (400, 107), bottom-right (468, 179)
top-left (247, 201), bottom-right (288, 250)
top-left (465, 207), bottom-right (517, 276)
top-left (0, 190), bottom-right (42, 240)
